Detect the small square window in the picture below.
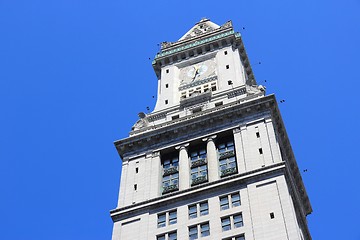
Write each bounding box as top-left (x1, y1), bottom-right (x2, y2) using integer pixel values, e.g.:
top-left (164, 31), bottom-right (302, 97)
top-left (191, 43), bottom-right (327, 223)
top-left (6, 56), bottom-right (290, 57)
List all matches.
top-left (215, 101), bottom-right (223, 107)
top-left (172, 115), bottom-right (179, 120)
top-left (166, 69), bottom-right (169, 73)
top-left (166, 84), bottom-right (169, 88)
top-left (259, 148), bottom-right (263, 154)
top-left (226, 65), bottom-right (230, 69)
top-left (224, 51), bottom-right (228, 55)
top-left (134, 184), bottom-right (137, 191)
top-left (270, 212), bottom-right (275, 219)
top-left (135, 167), bottom-right (139, 173)
top-left (165, 100), bottom-right (168, 104)
top-left (256, 132), bottom-right (260, 138)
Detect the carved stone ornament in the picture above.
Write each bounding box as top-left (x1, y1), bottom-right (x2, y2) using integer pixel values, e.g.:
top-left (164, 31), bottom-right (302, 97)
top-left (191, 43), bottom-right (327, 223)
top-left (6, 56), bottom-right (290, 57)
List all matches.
top-left (246, 85), bottom-right (266, 95)
top-left (132, 112), bottom-right (149, 131)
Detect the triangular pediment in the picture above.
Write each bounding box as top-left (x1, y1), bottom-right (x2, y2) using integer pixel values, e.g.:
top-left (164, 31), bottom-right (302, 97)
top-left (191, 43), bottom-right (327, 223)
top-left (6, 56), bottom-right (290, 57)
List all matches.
top-left (178, 18), bottom-right (221, 41)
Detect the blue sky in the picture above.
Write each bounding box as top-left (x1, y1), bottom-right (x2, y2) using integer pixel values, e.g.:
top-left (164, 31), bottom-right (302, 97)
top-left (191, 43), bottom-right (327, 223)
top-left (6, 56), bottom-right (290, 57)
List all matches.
top-left (0, 0), bottom-right (359, 239)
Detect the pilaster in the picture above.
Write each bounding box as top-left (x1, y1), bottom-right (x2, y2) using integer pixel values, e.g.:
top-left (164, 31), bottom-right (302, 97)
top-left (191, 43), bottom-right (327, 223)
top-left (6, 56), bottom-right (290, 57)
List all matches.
top-left (175, 143), bottom-right (190, 190)
top-left (202, 135), bottom-right (218, 182)
top-left (233, 126), bottom-right (247, 173)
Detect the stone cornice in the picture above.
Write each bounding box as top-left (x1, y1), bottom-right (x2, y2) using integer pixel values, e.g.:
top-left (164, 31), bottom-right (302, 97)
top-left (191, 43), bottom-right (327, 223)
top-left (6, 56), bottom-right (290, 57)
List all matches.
top-left (115, 94), bottom-right (269, 157)
top-left (114, 94), bottom-right (312, 218)
top-left (155, 30), bottom-right (235, 59)
top-left (160, 21), bottom-right (233, 51)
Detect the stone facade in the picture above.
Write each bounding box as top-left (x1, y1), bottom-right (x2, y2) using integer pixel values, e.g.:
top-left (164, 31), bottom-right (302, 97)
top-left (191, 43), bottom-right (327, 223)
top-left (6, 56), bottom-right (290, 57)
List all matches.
top-left (110, 19), bottom-right (312, 240)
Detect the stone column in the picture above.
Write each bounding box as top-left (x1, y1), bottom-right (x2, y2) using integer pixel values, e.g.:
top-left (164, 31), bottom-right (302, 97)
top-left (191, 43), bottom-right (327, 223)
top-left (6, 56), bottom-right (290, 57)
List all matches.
top-left (203, 135), bottom-right (218, 182)
top-left (175, 143), bottom-right (190, 190)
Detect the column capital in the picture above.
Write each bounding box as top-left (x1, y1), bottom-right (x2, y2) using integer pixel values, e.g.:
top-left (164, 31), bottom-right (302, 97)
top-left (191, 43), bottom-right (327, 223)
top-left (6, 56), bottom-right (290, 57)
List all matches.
top-left (175, 143), bottom-right (189, 150)
top-left (202, 135), bottom-right (217, 143)
top-left (152, 151), bottom-right (160, 157)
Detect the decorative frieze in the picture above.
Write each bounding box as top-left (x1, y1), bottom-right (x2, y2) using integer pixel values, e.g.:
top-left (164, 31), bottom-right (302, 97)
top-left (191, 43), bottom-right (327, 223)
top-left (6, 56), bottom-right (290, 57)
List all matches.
top-left (227, 87), bottom-right (246, 99)
top-left (163, 166), bottom-right (179, 176)
top-left (220, 167), bottom-right (237, 177)
top-left (191, 175), bottom-right (207, 186)
top-left (162, 184), bottom-right (179, 194)
top-left (191, 158), bottom-right (207, 168)
top-left (148, 112), bottom-right (166, 122)
top-left (219, 150), bottom-right (235, 160)
top-left (155, 30), bottom-right (235, 59)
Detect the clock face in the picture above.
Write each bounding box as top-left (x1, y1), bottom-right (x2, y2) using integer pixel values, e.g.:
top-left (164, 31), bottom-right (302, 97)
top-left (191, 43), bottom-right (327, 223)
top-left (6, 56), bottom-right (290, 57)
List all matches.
top-left (180, 59), bottom-right (216, 85)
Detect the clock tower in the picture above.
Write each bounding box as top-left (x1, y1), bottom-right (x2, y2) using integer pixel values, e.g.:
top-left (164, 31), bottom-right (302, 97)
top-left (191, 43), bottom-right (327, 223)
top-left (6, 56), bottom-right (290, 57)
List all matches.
top-left (110, 19), bottom-right (312, 240)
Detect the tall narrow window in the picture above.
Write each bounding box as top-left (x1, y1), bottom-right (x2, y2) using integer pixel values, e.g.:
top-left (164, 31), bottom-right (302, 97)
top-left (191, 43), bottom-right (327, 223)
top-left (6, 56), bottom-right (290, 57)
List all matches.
top-left (162, 156), bottom-right (179, 194)
top-left (221, 217), bottom-right (231, 231)
top-left (169, 210), bottom-right (177, 225)
top-left (233, 214), bottom-right (244, 228)
top-left (218, 139), bottom-right (237, 177)
top-left (220, 196), bottom-right (229, 210)
top-left (231, 193), bottom-right (241, 207)
top-left (158, 213), bottom-right (166, 228)
top-left (199, 202), bottom-right (209, 216)
top-left (200, 222), bottom-right (210, 237)
top-left (189, 205), bottom-right (197, 219)
top-left (190, 148), bottom-right (208, 186)
top-left (189, 226), bottom-right (198, 240)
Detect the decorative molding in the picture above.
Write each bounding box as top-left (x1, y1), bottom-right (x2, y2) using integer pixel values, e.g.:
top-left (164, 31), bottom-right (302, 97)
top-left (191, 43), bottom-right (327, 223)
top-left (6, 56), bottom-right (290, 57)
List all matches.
top-left (220, 167), bottom-right (237, 177)
top-left (202, 135), bottom-right (217, 143)
top-left (162, 184), bottom-right (179, 194)
top-left (159, 21), bottom-right (233, 50)
top-left (175, 143), bottom-right (189, 151)
top-left (227, 87), bottom-right (246, 99)
top-left (190, 158), bottom-right (207, 168)
top-left (110, 162), bottom-right (286, 220)
top-left (152, 151), bottom-right (160, 158)
top-left (163, 166), bottom-right (179, 176)
top-left (147, 113), bottom-right (166, 122)
top-left (219, 150), bottom-right (235, 160)
top-left (155, 30), bottom-right (235, 59)
top-left (180, 91), bottom-right (212, 108)
top-left (191, 175), bottom-right (207, 186)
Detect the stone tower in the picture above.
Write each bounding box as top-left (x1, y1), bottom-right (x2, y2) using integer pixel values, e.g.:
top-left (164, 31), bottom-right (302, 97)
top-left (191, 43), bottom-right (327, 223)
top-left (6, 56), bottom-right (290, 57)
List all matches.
top-left (110, 19), bottom-right (312, 240)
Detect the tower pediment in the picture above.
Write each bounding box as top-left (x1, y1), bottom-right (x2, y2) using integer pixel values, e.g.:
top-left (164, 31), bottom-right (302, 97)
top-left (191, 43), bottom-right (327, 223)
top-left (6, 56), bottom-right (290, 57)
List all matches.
top-left (178, 18), bottom-right (221, 41)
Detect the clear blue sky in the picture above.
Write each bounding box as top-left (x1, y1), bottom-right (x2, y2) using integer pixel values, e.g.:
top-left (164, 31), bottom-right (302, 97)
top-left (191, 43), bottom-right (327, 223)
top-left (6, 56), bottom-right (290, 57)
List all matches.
top-left (0, 0), bottom-right (359, 239)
